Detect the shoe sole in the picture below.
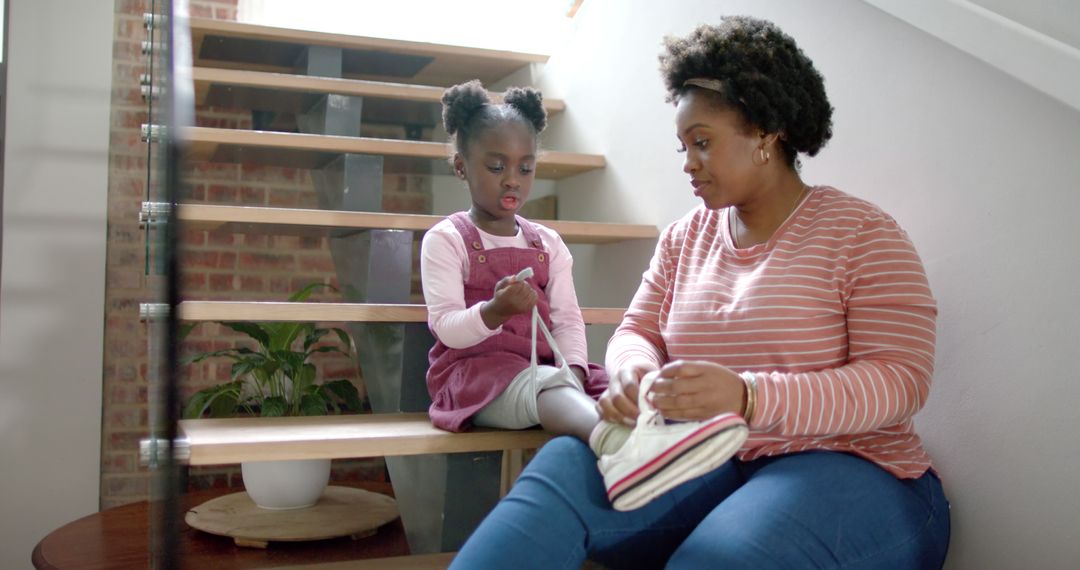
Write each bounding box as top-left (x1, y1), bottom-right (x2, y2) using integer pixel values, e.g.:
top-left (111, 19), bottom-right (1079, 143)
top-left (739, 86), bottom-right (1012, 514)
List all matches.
top-left (608, 415), bottom-right (748, 511)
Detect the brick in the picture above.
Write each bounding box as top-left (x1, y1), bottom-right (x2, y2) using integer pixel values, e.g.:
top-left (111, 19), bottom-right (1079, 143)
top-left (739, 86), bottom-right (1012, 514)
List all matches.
top-left (239, 252), bottom-right (295, 271)
top-left (119, 385), bottom-right (148, 406)
top-left (107, 295), bottom-right (141, 312)
top-left (111, 108), bottom-right (149, 129)
top-left (107, 429), bottom-right (146, 450)
top-left (240, 234), bottom-right (268, 249)
top-left (116, 0), bottom-right (151, 16)
top-left (109, 223), bottom-right (142, 244)
top-left (239, 186), bottom-right (267, 205)
top-left (182, 272), bottom-right (207, 291)
top-left (209, 273), bottom-right (235, 292)
top-left (107, 266), bottom-right (142, 289)
top-left (242, 164), bottom-right (301, 183)
top-left (109, 338), bottom-right (146, 359)
top-left (107, 408), bottom-right (148, 430)
top-left (187, 162), bottom-right (240, 182)
top-left (182, 250), bottom-right (237, 269)
top-left (106, 315), bottom-right (138, 336)
top-left (298, 254), bottom-right (335, 272)
top-left (206, 229), bottom-right (236, 247)
top-left (184, 230), bottom-right (207, 246)
top-left (240, 276), bottom-right (264, 292)
top-left (268, 276), bottom-right (292, 294)
top-left (104, 475), bottom-right (149, 496)
top-left (110, 153), bottom-right (148, 172)
top-left (267, 188), bottom-right (301, 208)
top-left (207, 184), bottom-right (238, 203)
top-left (116, 364), bottom-right (138, 383)
top-left (265, 235), bottom-right (297, 250)
top-left (103, 453), bottom-right (137, 474)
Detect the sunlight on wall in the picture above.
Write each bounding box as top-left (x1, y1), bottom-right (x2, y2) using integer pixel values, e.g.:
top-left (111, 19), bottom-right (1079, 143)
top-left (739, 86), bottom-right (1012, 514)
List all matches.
top-left (238, 0), bottom-right (573, 54)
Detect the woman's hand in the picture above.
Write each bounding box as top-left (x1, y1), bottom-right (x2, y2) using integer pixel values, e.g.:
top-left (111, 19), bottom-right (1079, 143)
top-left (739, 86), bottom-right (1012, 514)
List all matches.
top-left (647, 360), bottom-right (745, 421)
top-left (597, 364), bottom-right (653, 426)
top-left (480, 276), bottom-right (537, 329)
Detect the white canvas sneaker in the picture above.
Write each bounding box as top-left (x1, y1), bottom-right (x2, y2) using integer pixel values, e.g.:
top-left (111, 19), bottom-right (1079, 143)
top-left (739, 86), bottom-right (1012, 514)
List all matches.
top-left (598, 371), bottom-right (749, 511)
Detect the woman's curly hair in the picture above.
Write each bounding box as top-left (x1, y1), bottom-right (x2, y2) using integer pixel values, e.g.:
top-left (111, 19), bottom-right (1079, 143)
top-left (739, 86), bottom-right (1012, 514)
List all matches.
top-left (441, 79), bottom-right (547, 157)
top-left (659, 16), bottom-right (833, 167)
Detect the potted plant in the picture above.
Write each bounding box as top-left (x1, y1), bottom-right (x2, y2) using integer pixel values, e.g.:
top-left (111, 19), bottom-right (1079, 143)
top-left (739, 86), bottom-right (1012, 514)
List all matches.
top-left (182, 283), bottom-right (362, 509)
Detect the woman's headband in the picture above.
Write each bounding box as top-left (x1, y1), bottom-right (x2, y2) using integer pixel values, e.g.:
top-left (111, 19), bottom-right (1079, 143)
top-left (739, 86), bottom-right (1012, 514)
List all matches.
top-left (683, 78), bottom-right (725, 93)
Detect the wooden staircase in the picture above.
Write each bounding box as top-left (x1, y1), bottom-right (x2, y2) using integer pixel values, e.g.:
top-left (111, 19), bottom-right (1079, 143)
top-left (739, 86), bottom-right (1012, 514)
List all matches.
top-left (168, 15), bottom-right (655, 568)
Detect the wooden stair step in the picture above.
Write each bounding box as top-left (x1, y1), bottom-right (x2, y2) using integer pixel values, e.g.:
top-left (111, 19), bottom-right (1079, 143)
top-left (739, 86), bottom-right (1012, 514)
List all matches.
top-left (194, 67), bottom-right (566, 121)
top-left (179, 412), bottom-right (552, 466)
top-left (191, 17), bottom-right (548, 86)
top-left (274, 552), bottom-right (456, 570)
top-left (179, 204), bottom-right (658, 244)
top-left (178, 301), bottom-right (626, 325)
top-left (183, 126), bottom-right (604, 179)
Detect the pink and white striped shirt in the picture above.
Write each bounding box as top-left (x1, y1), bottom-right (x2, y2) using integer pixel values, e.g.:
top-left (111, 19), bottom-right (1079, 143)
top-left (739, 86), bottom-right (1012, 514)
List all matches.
top-left (607, 186), bottom-right (937, 478)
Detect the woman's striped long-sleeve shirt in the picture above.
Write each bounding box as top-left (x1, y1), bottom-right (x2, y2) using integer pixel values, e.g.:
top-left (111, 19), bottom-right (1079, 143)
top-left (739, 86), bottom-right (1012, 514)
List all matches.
top-left (606, 186), bottom-right (937, 478)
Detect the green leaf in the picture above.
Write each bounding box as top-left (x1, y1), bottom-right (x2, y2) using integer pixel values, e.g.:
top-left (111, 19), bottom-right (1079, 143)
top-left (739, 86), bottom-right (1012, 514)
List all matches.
top-left (300, 393), bottom-right (327, 416)
top-left (208, 390), bottom-right (240, 418)
top-left (303, 328), bottom-right (330, 351)
top-left (230, 359), bottom-right (258, 381)
top-left (182, 390), bottom-right (213, 419)
top-left (288, 282), bottom-right (336, 303)
top-left (179, 323), bottom-right (199, 340)
top-left (260, 397), bottom-right (288, 417)
top-left (181, 348), bottom-right (241, 366)
top-left (267, 322), bottom-right (305, 353)
top-left (310, 346), bottom-right (347, 357)
top-left (182, 381), bottom-right (243, 419)
top-left (289, 364), bottom-right (317, 414)
top-left (320, 379), bottom-right (362, 413)
top-left (217, 322), bottom-right (271, 350)
top-left (331, 328), bottom-right (353, 352)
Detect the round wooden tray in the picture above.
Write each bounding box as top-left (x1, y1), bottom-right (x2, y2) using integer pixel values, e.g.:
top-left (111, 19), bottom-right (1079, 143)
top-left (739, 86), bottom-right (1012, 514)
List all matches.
top-left (185, 486), bottom-right (399, 548)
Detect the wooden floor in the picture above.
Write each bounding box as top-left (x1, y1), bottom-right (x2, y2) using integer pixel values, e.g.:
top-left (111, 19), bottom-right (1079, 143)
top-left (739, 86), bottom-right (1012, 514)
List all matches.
top-left (32, 484), bottom-right (414, 570)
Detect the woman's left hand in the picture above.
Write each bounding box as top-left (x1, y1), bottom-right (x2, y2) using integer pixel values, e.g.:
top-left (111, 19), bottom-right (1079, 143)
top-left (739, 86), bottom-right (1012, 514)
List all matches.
top-left (647, 360), bottom-right (745, 421)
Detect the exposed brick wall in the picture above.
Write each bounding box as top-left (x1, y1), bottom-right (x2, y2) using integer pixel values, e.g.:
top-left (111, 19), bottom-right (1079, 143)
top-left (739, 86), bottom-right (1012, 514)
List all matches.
top-left (102, 0), bottom-right (432, 508)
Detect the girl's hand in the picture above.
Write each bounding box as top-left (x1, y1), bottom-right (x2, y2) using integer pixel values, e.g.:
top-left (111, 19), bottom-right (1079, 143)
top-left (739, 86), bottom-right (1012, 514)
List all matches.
top-left (597, 364), bottom-right (653, 426)
top-left (647, 360), bottom-right (745, 421)
top-left (480, 276), bottom-right (537, 329)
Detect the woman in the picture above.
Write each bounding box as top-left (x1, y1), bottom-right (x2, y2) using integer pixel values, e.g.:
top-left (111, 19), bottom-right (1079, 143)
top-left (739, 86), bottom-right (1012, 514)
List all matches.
top-left (450, 16), bottom-right (950, 569)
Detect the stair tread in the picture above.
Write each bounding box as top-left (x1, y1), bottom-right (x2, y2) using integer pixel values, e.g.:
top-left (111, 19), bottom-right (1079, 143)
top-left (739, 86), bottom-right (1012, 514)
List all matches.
top-left (178, 301), bottom-right (626, 325)
top-left (179, 204), bottom-right (657, 244)
top-left (191, 17), bottom-right (547, 85)
top-left (194, 67), bottom-right (565, 114)
top-left (179, 412), bottom-right (552, 466)
top-left (182, 127), bottom-right (604, 179)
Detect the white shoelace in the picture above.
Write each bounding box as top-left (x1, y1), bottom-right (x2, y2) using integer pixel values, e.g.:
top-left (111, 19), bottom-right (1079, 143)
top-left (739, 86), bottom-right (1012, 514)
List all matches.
top-left (515, 267), bottom-right (573, 384)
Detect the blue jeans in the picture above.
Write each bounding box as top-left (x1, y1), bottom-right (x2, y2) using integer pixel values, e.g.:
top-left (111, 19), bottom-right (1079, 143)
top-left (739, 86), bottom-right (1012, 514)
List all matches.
top-left (451, 437), bottom-right (950, 569)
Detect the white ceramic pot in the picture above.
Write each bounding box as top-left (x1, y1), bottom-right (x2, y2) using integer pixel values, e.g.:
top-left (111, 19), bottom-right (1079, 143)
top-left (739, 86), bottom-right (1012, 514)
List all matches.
top-left (241, 458), bottom-right (332, 510)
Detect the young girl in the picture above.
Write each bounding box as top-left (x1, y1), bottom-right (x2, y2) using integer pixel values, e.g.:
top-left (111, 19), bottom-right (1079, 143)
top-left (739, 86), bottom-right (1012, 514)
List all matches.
top-left (421, 80), bottom-right (746, 511)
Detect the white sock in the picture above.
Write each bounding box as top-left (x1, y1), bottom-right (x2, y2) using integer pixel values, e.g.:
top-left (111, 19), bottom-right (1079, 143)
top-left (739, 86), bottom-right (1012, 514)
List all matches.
top-left (589, 422), bottom-right (632, 456)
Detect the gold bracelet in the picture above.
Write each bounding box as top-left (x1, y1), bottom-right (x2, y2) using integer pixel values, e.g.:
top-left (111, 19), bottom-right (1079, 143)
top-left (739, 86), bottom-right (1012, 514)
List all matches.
top-left (740, 372), bottom-right (757, 424)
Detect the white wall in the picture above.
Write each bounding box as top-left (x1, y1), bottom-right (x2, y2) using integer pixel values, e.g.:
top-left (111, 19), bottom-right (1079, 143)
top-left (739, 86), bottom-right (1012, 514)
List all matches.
top-left (535, 1), bottom-right (1080, 568)
top-left (0, 0), bottom-right (112, 568)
